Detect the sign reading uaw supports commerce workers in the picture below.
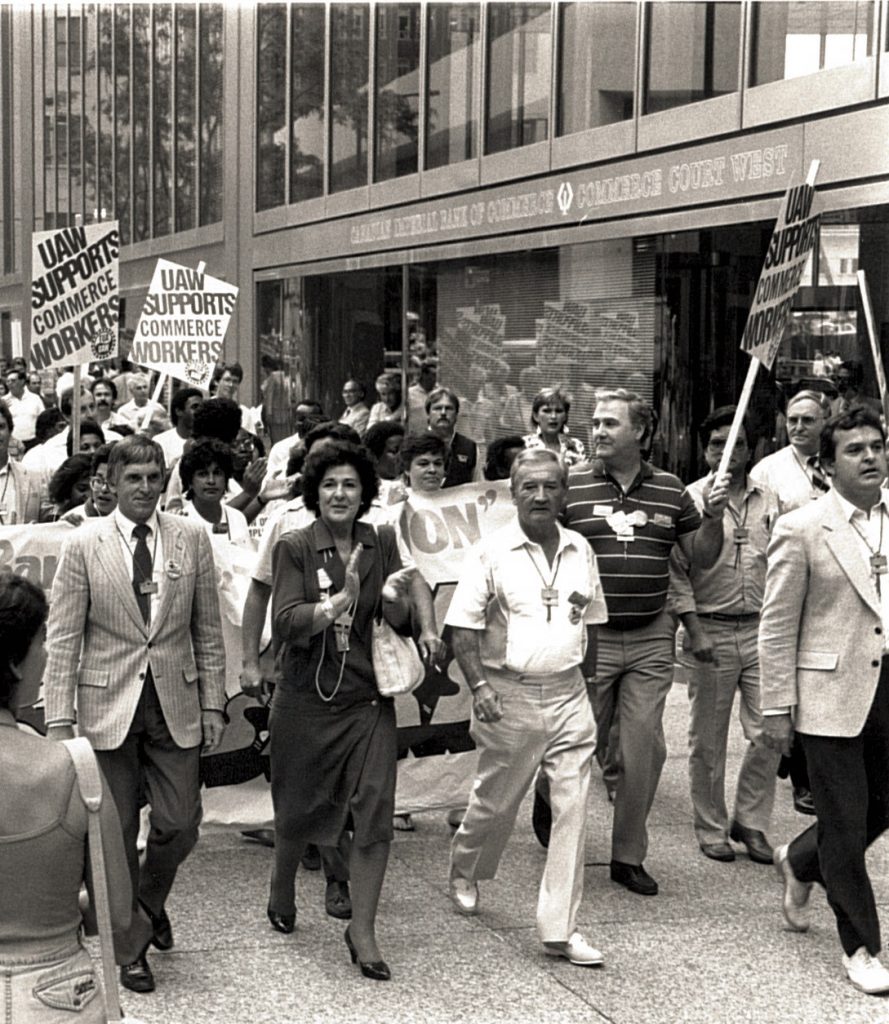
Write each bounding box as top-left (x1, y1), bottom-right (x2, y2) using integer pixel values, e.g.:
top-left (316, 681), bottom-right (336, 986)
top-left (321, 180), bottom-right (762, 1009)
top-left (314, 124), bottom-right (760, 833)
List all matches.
top-left (740, 174), bottom-right (821, 369)
top-left (30, 222), bottom-right (120, 370)
top-left (131, 258), bottom-right (238, 391)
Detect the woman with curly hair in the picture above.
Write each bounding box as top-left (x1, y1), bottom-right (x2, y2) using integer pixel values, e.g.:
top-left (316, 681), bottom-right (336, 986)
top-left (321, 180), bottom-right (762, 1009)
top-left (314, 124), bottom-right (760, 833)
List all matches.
top-left (268, 440), bottom-right (415, 981)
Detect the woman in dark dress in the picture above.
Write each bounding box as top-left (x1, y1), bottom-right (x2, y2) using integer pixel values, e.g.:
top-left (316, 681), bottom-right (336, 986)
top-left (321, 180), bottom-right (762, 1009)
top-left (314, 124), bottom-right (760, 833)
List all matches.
top-left (268, 441), bottom-right (414, 981)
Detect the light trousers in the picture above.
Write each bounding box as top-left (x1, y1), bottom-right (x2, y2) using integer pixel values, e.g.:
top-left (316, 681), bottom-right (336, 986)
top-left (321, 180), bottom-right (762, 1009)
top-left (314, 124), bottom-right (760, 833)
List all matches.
top-left (450, 666), bottom-right (595, 943)
top-left (681, 619), bottom-right (778, 845)
top-left (0, 944), bottom-right (105, 1023)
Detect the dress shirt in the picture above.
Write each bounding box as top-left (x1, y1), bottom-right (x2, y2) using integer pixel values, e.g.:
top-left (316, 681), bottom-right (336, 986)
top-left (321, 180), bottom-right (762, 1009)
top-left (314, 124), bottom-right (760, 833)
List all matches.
top-left (112, 506), bottom-right (165, 621)
top-left (154, 427), bottom-right (187, 469)
top-left (834, 488), bottom-right (889, 652)
top-left (366, 400), bottom-right (404, 430)
top-left (670, 475), bottom-right (778, 617)
top-left (750, 444), bottom-right (829, 515)
top-left (446, 520), bottom-right (608, 676)
top-left (4, 390), bottom-right (44, 441)
top-left (339, 402), bottom-right (370, 438)
top-left (407, 385), bottom-right (432, 434)
top-left (116, 398), bottom-right (165, 427)
top-left (0, 461), bottom-right (18, 525)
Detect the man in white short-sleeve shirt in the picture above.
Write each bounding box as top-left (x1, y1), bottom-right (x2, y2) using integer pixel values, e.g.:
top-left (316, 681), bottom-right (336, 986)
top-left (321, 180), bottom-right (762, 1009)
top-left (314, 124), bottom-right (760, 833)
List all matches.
top-left (445, 448), bottom-right (608, 967)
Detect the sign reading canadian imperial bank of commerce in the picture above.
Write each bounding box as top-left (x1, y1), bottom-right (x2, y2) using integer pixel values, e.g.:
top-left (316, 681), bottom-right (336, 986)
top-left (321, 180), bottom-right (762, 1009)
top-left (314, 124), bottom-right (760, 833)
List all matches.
top-left (322, 126), bottom-right (805, 263)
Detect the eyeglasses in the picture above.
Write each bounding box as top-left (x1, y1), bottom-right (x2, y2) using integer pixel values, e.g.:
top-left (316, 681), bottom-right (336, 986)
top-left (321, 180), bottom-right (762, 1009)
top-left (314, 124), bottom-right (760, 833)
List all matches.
top-left (90, 475), bottom-right (111, 490)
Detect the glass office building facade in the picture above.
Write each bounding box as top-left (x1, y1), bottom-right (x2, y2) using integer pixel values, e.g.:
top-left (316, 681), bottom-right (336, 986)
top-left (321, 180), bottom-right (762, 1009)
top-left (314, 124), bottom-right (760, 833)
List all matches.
top-left (3, 1), bottom-right (889, 475)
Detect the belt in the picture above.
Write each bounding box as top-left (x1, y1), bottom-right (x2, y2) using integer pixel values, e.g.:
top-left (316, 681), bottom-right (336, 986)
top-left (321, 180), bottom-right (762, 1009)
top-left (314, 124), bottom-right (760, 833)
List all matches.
top-left (697, 611), bottom-right (760, 624)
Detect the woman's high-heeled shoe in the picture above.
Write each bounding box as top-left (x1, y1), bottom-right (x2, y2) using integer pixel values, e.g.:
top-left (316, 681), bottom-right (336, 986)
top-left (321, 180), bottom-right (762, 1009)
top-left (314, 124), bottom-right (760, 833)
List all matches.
top-left (344, 927), bottom-right (391, 981)
top-left (267, 906), bottom-right (295, 934)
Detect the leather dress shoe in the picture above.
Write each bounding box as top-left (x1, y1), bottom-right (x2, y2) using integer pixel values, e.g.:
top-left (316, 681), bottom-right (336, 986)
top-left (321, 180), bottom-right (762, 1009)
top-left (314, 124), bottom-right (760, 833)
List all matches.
top-left (773, 843), bottom-right (812, 932)
top-left (267, 906), bottom-right (296, 934)
top-left (241, 828), bottom-right (276, 847)
top-left (448, 875), bottom-right (479, 915)
top-left (300, 843), bottom-right (321, 871)
top-left (325, 879), bottom-right (352, 919)
top-left (120, 953), bottom-right (155, 994)
top-left (700, 841), bottom-right (736, 862)
top-left (544, 932), bottom-right (604, 967)
top-left (729, 822), bottom-right (773, 864)
top-left (793, 787), bottom-right (817, 816)
top-left (140, 900), bottom-right (173, 951)
top-left (531, 789), bottom-right (552, 849)
top-left (610, 860), bottom-right (658, 896)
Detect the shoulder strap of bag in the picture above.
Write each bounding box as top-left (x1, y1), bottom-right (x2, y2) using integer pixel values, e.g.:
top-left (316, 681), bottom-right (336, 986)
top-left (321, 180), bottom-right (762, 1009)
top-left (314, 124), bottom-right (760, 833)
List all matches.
top-left (63, 737), bottom-right (125, 1024)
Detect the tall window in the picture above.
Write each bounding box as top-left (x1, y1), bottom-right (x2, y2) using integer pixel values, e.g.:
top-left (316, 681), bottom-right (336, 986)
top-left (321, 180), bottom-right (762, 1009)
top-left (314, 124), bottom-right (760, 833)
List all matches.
top-left (330, 4), bottom-right (370, 192)
top-left (751, 1), bottom-right (873, 85)
top-left (290, 4), bottom-right (325, 202)
top-left (198, 3), bottom-right (223, 225)
top-left (485, 4), bottom-right (551, 155)
top-left (425, 4), bottom-right (479, 170)
top-left (0, 3), bottom-right (12, 272)
top-left (175, 3), bottom-right (196, 230)
top-left (256, 4), bottom-right (287, 211)
top-left (558, 1), bottom-right (635, 135)
top-left (644, 2), bottom-right (740, 114)
top-left (113, 4), bottom-right (130, 240)
top-left (374, 4), bottom-right (420, 181)
top-left (153, 4), bottom-right (172, 237)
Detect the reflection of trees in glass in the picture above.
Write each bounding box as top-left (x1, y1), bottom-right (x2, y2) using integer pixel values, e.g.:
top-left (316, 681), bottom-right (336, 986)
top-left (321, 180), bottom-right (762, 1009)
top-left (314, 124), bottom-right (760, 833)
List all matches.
top-left (330, 5), bottom-right (369, 193)
top-left (256, 3), bottom-right (286, 210)
top-left (97, 6), bottom-right (113, 221)
top-left (374, 5), bottom-right (419, 181)
top-left (131, 4), bottom-right (151, 242)
top-left (175, 4), bottom-right (196, 230)
top-left (290, 5), bottom-right (324, 203)
top-left (153, 4), bottom-right (172, 237)
top-left (199, 4), bottom-right (223, 225)
top-left (113, 4), bottom-right (130, 242)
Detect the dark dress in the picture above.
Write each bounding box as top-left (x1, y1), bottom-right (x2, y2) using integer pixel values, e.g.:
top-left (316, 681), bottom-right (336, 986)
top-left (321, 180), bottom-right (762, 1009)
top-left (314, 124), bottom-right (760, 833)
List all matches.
top-left (269, 519), bottom-right (402, 848)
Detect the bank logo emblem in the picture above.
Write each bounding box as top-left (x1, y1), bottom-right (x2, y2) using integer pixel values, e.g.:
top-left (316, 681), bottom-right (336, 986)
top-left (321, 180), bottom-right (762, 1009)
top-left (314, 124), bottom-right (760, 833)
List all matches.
top-left (557, 182), bottom-right (574, 216)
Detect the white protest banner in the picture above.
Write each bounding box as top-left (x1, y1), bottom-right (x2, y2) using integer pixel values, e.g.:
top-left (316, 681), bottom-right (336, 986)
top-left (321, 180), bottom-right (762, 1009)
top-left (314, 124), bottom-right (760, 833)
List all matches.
top-left (30, 222), bottom-right (120, 371)
top-left (740, 163), bottom-right (821, 370)
top-left (0, 521), bottom-right (75, 598)
top-left (131, 258), bottom-right (238, 391)
top-left (717, 161), bottom-right (820, 478)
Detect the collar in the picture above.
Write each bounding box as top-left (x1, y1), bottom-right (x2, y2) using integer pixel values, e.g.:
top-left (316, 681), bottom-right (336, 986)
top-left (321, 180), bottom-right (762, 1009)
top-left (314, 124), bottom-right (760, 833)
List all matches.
top-left (0, 707), bottom-right (19, 728)
top-left (833, 487), bottom-right (889, 522)
top-left (590, 458), bottom-right (653, 485)
top-left (311, 517), bottom-right (376, 552)
top-left (0, 459), bottom-right (10, 477)
top-left (113, 506), bottom-right (160, 538)
top-left (505, 518), bottom-right (577, 555)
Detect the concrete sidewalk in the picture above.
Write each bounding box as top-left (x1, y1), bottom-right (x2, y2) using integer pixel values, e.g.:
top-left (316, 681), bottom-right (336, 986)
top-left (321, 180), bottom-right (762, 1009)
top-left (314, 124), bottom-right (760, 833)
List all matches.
top-left (122, 682), bottom-right (889, 1024)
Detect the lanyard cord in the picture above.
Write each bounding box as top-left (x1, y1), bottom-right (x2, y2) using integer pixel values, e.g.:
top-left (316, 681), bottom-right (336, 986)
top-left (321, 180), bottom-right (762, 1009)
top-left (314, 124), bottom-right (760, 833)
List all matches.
top-left (314, 548), bottom-right (356, 703)
top-left (115, 520), bottom-right (160, 583)
top-left (0, 467), bottom-right (9, 522)
top-left (524, 545), bottom-right (562, 590)
top-left (725, 495), bottom-right (750, 570)
top-left (850, 508), bottom-right (886, 597)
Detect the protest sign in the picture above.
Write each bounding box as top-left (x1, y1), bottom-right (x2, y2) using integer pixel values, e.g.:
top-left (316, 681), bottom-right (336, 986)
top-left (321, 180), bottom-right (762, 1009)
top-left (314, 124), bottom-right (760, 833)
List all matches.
top-left (740, 165), bottom-right (821, 370)
top-left (0, 521), bottom-right (75, 597)
top-left (30, 222), bottom-right (120, 371)
top-left (131, 258), bottom-right (238, 391)
top-left (718, 160), bottom-right (820, 478)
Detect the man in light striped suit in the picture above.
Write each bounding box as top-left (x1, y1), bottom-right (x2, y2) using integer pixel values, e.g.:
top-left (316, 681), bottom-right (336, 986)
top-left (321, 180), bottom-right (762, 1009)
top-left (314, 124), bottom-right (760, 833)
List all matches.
top-left (45, 434), bottom-right (226, 996)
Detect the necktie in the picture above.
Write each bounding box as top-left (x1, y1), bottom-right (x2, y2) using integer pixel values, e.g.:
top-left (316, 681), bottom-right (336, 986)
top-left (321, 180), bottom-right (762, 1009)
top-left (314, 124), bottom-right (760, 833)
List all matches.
top-left (132, 524), bottom-right (152, 624)
top-left (807, 455), bottom-right (830, 493)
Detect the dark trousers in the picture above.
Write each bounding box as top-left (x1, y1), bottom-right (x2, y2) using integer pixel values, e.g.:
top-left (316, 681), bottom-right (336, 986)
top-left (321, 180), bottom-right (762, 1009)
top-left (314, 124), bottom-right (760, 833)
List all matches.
top-left (788, 662), bottom-right (889, 955)
top-left (96, 673), bottom-right (202, 936)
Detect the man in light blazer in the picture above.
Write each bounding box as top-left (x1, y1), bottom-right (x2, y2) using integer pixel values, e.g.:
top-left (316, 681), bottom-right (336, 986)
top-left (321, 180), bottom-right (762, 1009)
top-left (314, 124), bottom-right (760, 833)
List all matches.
top-left (0, 402), bottom-right (41, 523)
top-left (45, 434), bottom-right (226, 996)
top-left (760, 405), bottom-right (889, 996)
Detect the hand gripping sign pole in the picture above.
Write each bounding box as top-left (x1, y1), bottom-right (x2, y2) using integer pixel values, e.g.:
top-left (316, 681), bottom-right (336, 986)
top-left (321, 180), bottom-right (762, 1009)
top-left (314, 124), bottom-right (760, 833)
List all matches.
top-left (139, 261), bottom-right (207, 433)
top-left (857, 269), bottom-right (889, 427)
top-left (716, 161), bottom-right (821, 478)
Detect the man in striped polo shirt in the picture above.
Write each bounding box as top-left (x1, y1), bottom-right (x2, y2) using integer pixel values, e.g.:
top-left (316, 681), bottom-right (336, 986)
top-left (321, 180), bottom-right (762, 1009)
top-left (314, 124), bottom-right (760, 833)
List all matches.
top-left (560, 389), bottom-right (728, 896)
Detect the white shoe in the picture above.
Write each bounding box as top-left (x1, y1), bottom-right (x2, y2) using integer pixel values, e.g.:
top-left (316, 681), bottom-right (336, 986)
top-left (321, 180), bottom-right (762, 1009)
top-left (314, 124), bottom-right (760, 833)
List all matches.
top-left (448, 875), bottom-right (479, 916)
top-left (843, 947), bottom-right (889, 994)
top-left (544, 932), bottom-right (604, 967)
top-left (773, 843), bottom-right (812, 932)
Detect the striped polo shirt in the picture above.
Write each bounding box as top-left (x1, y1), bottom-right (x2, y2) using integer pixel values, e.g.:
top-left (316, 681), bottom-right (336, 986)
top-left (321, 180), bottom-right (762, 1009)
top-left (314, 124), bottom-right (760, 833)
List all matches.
top-left (564, 459), bottom-right (701, 630)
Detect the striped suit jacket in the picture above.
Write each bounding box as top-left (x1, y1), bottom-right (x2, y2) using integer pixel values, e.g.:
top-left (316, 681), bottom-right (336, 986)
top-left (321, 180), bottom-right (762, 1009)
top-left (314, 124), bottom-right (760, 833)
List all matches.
top-left (44, 512), bottom-right (225, 750)
top-left (6, 460), bottom-right (41, 524)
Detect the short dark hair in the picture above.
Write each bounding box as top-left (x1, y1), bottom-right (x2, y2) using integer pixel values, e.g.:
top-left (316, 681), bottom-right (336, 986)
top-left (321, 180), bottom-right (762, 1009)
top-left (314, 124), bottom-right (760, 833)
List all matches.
top-left (698, 406), bottom-right (751, 450)
top-left (59, 388), bottom-right (92, 418)
top-left (424, 386), bottom-right (460, 416)
top-left (107, 434), bottom-right (166, 483)
top-left (171, 387), bottom-right (204, 426)
top-left (296, 398), bottom-right (325, 416)
top-left (484, 435), bottom-right (525, 481)
top-left (304, 420), bottom-right (361, 453)
top-left (820, 405), bottom-right (886, 463)
top-left (179, 438), bottom-right (234, 495)
top-left (0, 572), bottom-right (48, 709)
top-left (342, 379), bottom-right (366, 398)
top-left (364, 421), bottom-right (405, 459)
top-left (301, 440), bottom-right (378, 520)
top-left (5, 369), bottom-right (26, 383)
top-left (90, 376), bottom-right (118, 401)
top-left (216, 361), bottom-right (244, 384)
top-left (0, 402), bottom-right (12, 433)
top-left (48, 453), bottom-right (93, 509)
top-left (66, 418), bottom-right (104, 457)
top-left (836, 360), bottom-right (864, 387)
top-left (399, 432), bottom-right (447, 475)
top-left (90, 442), bottom-right (116, 475)
top-left (35, 407), bottom-right (65, 444)
top-left (191, 397), bottom-right (241, 445)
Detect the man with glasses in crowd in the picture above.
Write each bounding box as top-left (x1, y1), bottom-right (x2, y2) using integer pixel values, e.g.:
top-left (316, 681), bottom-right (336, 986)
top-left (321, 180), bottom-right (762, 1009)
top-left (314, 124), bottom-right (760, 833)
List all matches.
top-left (339, 379), bottom-right (370, 438)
